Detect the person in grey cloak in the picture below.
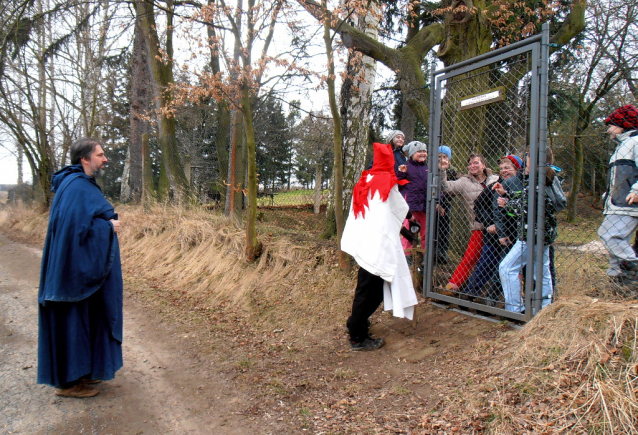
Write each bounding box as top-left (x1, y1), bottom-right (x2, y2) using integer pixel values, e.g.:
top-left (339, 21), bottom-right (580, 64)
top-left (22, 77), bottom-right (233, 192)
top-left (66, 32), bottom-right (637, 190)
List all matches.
top-left (37, 138), bottom-right (123, 398)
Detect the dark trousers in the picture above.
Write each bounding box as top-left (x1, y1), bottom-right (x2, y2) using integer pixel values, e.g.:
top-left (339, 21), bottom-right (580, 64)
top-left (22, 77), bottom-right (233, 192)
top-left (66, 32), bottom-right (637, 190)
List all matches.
top-left (347, 267), bottom-right (384, 343)
top-left (435, 206), bottom-right (452, 258)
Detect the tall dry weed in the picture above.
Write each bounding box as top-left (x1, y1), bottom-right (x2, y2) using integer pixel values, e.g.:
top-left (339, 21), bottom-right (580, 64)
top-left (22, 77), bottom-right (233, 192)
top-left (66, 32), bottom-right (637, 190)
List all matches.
top-left (118, 204), bottom-right (353, 329)
top-left (0, 202), bottom-right (48, 245)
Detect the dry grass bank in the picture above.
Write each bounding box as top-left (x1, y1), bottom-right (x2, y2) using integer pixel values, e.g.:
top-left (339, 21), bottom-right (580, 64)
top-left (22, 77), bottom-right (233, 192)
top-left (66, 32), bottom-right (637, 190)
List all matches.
top-left (2, 202), bottom-right (637, 433)
top-left (437, 298), bottom-right (638, 434)
top-left (0, 203), bottom-right (353, 331)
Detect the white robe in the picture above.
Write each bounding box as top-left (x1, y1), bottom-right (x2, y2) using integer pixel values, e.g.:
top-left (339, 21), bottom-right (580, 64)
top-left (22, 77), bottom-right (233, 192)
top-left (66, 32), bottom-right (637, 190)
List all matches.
top-left (340, 177), bottom-right (418, 320)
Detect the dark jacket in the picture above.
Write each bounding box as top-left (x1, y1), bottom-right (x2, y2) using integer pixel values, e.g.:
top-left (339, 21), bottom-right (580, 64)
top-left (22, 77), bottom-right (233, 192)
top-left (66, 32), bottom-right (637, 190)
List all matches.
top-left (503, 176), bottom-right (558, 246)
top-left (397, 159), bottom-right (428, 212)
top-left (473, 179), bottom-right (500, 246)
top-left (494, 173), bottom-right (525, 243)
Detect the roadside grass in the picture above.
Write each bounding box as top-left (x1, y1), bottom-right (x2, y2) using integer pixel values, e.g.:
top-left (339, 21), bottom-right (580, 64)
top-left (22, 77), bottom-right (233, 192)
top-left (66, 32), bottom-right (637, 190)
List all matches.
top-left (2, 202), bottom-right (637, 434)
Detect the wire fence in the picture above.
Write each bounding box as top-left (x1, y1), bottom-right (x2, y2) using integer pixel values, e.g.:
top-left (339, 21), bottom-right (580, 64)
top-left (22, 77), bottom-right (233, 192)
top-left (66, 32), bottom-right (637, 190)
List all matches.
top-left (420, 28), bottom-right (637, 320)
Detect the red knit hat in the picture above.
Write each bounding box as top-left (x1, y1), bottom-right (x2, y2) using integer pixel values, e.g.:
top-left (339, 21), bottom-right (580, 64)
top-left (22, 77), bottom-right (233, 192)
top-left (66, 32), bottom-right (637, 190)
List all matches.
top-left (504, 155), bottom-right (522, 170)
top-left (605, 105), bottom-right (638, 130)
top-left (352, 143), bottom-right (408, 219)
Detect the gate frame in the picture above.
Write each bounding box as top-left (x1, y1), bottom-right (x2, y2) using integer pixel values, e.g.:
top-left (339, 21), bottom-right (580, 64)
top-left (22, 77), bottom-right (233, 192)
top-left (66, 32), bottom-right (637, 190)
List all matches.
top-left (424, 23), bottom-right (551, 322)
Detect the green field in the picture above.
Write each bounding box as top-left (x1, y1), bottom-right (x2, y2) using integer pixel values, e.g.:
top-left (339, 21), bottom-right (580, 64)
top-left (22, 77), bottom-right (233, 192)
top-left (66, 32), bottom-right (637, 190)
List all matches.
top-left (257, 189), bottom-right (330, 207)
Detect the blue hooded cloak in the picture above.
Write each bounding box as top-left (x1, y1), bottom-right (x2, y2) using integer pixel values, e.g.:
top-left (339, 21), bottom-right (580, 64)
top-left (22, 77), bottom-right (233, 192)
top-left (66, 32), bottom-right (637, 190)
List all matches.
top-left (37, 164), bottom-right (123, 387)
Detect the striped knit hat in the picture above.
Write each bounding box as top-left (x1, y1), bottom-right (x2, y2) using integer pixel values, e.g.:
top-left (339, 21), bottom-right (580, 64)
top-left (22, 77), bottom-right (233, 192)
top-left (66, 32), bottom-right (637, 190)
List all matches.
top-left (605, 105), bottom-right (638, 130)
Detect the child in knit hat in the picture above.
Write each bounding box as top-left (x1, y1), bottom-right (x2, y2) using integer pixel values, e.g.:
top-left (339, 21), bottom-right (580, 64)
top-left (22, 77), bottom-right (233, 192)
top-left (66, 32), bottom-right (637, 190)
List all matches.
top-left (397, 141), bottom-right (429, 255)
top-left (435, 146), bottom-right (456, 264)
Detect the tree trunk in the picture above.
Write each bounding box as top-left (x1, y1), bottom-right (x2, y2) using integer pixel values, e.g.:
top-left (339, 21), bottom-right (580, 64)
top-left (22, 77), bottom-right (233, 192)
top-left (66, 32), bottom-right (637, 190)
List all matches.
top-left (225, 110), bottom-right (247, 216)
top-left (206, 3), bottom-right (230, 201)
top-left (241, 85), bottom-right (262, 261)
top-left (323, 0), bottom-right (349, 272)
top-left (35, 0), bottom-right (53, 207)
top-left (136, 0), bottom-right (189, 201)
top-left (567, 106), bottom-right (592, 222)
top-left (314, 163), bottom-right (323, 214)
top-left (120, 147), bottom-right (132, 202)
top-left (17, 141), bottom-right (23, 185)
top-left (127, 18), bottom-right (151, 202)
top-left (142, 133), bottom-right (155, 207)
top-left (340, 0), bottom-right (378, 219)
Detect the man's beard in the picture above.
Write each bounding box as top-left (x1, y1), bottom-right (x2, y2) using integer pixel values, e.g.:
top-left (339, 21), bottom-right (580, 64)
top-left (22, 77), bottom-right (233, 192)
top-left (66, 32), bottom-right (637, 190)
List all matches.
top-left (93, 167), bottom-right (105, 178)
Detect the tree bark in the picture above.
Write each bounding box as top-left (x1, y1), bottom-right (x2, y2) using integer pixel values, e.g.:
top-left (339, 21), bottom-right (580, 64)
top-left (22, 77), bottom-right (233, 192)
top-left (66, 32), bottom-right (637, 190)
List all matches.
top-left (314, 163), bottom-right (323, 214)
top-left (136, 0), bottom-right (189, 201)
top-left (340, 0), bottom-right (379, 220)
top-left (323, 0), bottom-right (349, 272)
top-left (241, 84), bottom-right (262, 261)
top-left (127, 18), bottom-right (151, 202)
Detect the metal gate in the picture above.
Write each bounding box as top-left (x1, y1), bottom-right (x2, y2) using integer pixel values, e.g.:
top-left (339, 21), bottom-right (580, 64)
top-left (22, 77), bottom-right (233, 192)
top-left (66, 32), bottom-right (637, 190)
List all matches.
top-left (424, 24), bottom-right (551, 322)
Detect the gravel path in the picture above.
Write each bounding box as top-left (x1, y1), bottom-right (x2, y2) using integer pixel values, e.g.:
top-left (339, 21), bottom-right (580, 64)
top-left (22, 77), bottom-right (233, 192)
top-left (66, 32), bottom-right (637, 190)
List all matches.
top-left (0, 232), bottom-right (262, 434)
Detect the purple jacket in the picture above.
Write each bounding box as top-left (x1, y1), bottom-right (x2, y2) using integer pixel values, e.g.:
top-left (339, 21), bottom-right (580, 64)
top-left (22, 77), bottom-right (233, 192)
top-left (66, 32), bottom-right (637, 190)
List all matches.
top-left (397, 159), bottom-right (428, 212)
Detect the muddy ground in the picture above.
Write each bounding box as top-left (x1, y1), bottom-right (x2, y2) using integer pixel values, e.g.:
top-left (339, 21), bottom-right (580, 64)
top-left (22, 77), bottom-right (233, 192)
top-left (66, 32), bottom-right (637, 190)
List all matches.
top-left (0, 231), bottom-right (518, 434)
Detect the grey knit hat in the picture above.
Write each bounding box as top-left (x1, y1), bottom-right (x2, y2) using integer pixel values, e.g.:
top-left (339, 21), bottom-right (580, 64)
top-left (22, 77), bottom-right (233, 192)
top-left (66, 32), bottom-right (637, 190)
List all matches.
top-left (384, 130), bottom-right (405, 145)
top-left (406, 141), bottom-right (427, 158)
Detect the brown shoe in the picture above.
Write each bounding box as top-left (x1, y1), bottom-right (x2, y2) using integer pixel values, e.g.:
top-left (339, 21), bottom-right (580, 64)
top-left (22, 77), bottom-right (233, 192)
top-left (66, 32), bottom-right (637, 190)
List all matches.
top-left (81, 378), bottom-right (101, 385)
top-left (55, 384), bottom-right (99, 398)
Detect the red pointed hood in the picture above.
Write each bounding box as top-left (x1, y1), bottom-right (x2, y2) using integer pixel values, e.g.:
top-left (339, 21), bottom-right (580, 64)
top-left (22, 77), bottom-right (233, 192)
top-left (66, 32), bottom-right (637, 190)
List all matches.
top-left (352, 142), bottom-right (408, 219)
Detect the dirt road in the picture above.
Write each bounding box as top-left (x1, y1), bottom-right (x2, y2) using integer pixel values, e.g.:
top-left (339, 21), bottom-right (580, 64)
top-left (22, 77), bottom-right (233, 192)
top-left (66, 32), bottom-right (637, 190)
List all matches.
top-left (0, 233), bottom-right (269, 434)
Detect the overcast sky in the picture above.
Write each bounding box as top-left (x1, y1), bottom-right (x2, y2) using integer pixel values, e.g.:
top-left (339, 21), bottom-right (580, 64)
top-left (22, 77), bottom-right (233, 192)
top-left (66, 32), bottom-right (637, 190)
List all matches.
top-left (0, 146), bottom-right (21, 185)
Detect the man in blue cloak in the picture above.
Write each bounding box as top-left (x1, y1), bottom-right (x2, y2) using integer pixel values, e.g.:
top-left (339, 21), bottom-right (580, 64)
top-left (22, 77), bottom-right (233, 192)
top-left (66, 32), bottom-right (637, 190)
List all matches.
top-left (37, 138), bottom-right (123, 398)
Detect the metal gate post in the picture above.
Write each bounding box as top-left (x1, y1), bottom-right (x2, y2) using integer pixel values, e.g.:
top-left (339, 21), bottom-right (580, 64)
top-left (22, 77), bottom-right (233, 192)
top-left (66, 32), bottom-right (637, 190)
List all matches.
top-left (532, 22), bottom-right (552, 315)
top-left (424, 61), bottom-right (440, 296)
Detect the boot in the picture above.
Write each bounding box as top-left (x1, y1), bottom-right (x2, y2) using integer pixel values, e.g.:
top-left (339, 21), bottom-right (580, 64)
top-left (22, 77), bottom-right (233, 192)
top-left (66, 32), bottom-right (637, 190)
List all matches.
top-left (620, 260), bottom-right (638, 277)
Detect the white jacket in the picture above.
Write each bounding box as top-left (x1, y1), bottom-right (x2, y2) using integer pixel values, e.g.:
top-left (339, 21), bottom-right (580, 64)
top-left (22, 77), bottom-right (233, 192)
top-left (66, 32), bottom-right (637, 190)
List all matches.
top-left (341, 177), bottom-right (418, 320)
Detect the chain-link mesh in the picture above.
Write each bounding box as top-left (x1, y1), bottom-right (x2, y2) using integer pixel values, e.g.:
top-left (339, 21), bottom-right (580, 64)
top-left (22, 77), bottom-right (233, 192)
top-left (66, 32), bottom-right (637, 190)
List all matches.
top-left (550, 105), bottom-right (637, 301)
top-left (425, 42), bottom-right (550, 319)
top-left (424, 32), bottom-right (638, 319)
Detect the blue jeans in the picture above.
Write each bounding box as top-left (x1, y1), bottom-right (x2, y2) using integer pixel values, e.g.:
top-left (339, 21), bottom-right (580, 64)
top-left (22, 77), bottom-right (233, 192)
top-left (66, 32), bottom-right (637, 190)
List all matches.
top-left (499, 240), bottom-right (553, 313)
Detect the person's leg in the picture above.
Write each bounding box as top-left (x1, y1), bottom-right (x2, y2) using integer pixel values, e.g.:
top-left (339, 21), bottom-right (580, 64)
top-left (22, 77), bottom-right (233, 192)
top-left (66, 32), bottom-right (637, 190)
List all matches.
top-left (464, 243), bottom-right (494, 296)
top-left (549, 244), bottom-right (556, 288)
top-left (499, 241), bottom-right (526, 313)
top-left (413, 211), bottom-right (427, 250)
top-left (598, 214), bottom-right (638, 276)
top-left (347, 267), bottom-right (385, 343)
top-left (539, 245), bottom-right (553, 308)
top-left (401, 218), bottom-right (412, 253)
top-left (448, 230), bottom-right (484, 287)
top-left (437, 206), bottom-right (451, 262)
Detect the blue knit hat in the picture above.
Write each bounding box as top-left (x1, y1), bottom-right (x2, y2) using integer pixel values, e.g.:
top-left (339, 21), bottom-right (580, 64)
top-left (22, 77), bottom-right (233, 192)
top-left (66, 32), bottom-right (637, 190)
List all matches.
top-left (438, 145), bottom-right (452, 159)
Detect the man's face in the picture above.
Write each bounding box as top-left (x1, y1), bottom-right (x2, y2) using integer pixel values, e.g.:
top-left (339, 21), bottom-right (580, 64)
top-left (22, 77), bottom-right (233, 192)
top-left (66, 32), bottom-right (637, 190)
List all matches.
top-left (82, 145), bottom-right (108, 177)
top-left (499, 161), bottom-right (517, 180)
top-left (393, 135), bottom-right (405, 149)
top-left (468, 156), bottom-right (486, 176)
top-left (607, 124), bottom-right (623, 140)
